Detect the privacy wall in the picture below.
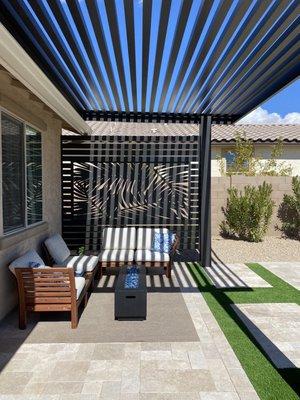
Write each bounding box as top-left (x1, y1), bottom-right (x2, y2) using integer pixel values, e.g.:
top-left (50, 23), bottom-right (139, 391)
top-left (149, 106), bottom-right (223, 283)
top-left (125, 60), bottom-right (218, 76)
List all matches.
top-left (62, 136), bottom-right (199, 251)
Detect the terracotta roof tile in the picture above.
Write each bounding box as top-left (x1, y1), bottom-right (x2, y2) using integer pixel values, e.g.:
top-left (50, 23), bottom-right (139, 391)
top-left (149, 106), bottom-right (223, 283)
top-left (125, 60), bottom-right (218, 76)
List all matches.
top-left (63, 122), bottom-right (300, 143)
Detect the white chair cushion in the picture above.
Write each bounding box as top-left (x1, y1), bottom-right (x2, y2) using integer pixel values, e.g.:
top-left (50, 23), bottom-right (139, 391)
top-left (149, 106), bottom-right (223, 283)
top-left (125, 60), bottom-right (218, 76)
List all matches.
top-left (99, 249), bottom-right (134, 262)
top-left (9, 250), bottom-right (45, 275)
top-left (56, 255), bottom-right (99, 276)
top-left (135, 249), bottom-right (170, 262)
top-left (75, 276), bottom-right (86, 300)
top-left (45, 234), bottom-right (71, 264)
top-left (102, 228), bottom-right (136, 250)
top-left (136, 228), bottom-right (170, 250)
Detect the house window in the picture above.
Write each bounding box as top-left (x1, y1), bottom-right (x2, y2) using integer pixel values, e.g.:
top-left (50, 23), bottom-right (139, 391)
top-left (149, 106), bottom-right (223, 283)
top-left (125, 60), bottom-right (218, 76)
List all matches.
top-left (222, 148), bottom-right (249, 174)
top-left (1, 112), bottom-right (42, 233)
top-left (223, 149), bottom-right (236, 170)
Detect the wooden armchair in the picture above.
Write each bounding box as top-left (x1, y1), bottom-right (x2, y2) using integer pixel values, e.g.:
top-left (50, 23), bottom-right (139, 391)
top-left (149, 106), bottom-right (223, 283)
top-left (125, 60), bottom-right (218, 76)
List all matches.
top-left (15, 267), bottom-right (88, 329)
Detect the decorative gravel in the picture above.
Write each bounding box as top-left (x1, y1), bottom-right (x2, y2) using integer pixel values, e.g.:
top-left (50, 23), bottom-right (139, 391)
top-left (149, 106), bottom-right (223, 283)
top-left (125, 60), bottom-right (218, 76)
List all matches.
top-left (212, 236), bottom-right (300, 263)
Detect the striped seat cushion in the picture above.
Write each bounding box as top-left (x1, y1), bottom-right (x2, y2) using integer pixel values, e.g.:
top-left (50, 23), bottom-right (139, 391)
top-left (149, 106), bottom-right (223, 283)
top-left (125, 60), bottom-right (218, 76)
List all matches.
top-left (99, 249), bottom-right (134, 262)
top-left (136, 228), bottom-right (170, 250)
top-left (102, 228), bottom-right (136, 250)
top-left (55, 255), bottom-right (99, 276)
top-left (135, 250), bottom-right (170, 262)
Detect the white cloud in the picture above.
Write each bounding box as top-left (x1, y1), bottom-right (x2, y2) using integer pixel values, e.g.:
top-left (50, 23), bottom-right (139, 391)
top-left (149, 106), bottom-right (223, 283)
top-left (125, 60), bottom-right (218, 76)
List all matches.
top-left (237, 107), bottom-right (300, 125)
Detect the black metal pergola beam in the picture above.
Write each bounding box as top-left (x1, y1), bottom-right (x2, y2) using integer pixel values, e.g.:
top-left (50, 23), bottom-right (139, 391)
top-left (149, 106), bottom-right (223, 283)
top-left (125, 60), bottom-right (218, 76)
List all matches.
top-left (82, 110), bottom-right (238, 125)
top-left (199, 115), bottom-right (212, 268)
top-left (0, 0), bottom-right (298, 118)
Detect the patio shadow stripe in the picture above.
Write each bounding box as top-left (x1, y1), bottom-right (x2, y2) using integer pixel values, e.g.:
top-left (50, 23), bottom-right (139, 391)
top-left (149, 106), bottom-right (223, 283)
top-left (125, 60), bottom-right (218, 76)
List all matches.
top-left (188, 262), bottom-right (300, 399)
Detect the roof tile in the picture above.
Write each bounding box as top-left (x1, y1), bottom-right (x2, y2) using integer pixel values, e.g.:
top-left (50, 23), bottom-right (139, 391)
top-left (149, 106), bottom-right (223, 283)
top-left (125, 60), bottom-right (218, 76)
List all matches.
top-left (63, 122), bottom-right (300, 143)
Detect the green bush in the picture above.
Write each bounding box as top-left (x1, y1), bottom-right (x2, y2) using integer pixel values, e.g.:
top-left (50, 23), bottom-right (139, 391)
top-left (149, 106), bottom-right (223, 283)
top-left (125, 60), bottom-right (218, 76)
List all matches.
top-left (221, 182), bottom-right (274, 242)
top-left (278, 176), bottom-right (300, 239)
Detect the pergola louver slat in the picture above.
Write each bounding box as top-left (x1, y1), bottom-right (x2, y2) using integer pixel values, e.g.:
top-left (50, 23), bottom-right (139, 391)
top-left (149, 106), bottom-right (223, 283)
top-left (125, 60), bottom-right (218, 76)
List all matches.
top-left (165, 0), bottom-right (213, 113)
top-left (148, 0), bottom-right (172, 113)
top-left (173, 0), bottom-right (234, 114)
top-left (142, 0), bottom-right (152, 113)
top-left (123, 0), bottom-right (137, 112)
top-left (182, 0), bottom-right (254, 113)
top-left (86, 0), bottom-right (122, 112)
top-left (27, 0), bottom-right (98, 110)
top-left (0, 0), bottom-right (298, 121)
top-left (210, 4), bottom-right (300, 114)
top-left (46, 0), bottom-right (106, 111)
top-left (225, 28), bottom-right (300, 114)
top-left (1, 0), bottom-right (86, 110)
top-left (236, 58), bottom-right (300, 118)
top-left (104, 0), bottom-right (130, 112)
top-left (156, 0), bottom-right (194, 112)
top-left (66, 0), bottom-right (112, 111)
top-left (189, 0), bottom-right (278, 113)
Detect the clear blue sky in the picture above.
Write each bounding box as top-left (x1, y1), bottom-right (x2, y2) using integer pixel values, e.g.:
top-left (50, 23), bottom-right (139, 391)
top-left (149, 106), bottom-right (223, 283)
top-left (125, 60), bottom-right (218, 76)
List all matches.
top-left (261, 79), bottom-right (300, 116)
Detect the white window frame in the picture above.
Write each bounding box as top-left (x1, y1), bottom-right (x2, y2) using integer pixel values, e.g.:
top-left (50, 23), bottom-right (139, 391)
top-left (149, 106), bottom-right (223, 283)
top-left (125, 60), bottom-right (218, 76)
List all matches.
top-left (0, 107), bottom-right (44, 236)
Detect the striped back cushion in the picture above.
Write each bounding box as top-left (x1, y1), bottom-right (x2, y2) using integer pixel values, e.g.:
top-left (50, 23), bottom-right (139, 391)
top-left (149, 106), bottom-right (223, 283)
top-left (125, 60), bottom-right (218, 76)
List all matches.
top-left (102, 228), bottom-right (136, 250)
top-left (136, 228), bottom-right (170, 250)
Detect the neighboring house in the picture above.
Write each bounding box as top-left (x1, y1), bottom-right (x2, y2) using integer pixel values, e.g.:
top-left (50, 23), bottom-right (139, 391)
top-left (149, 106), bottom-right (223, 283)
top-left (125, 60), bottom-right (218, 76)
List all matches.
top-left (211, 124), bottom-right (300, 177)
top-left (64, 121), bottom-right (300, 177)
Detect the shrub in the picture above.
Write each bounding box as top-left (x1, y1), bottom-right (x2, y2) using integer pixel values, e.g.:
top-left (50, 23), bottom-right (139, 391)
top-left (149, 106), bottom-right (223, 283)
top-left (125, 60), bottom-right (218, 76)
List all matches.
top-left (221, 182), bottom-right (274, 242)
top-left (278, 176), bottom-right (300, 239)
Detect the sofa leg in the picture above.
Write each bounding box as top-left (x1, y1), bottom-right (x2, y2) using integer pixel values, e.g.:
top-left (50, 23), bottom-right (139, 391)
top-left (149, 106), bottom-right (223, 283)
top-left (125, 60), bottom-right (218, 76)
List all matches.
top-left (166, 262), bottom-right (172, 279)
top-left (71, 307), bottom-right (78, 329)
top-left (84, 292), bottom-right (88, 308)
top-left (19, 305), bottom-right (27, 330)
top-left (97, 263), bottom-right (103, 279)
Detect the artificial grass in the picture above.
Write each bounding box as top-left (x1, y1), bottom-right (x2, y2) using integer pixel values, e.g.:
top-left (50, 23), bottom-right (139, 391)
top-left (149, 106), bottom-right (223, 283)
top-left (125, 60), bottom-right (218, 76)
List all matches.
top-left (188, 262), bottom-right (300, 400)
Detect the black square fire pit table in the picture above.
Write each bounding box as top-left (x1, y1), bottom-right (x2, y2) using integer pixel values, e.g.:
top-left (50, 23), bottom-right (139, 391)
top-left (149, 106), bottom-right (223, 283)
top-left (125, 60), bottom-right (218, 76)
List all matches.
top-left (115, 265), bottom-right (147, 321)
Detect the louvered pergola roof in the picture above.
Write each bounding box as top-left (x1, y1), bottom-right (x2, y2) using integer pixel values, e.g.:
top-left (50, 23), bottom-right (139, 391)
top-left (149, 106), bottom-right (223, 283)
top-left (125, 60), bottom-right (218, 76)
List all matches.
top-left (0, 0), bottom-right (299, 124)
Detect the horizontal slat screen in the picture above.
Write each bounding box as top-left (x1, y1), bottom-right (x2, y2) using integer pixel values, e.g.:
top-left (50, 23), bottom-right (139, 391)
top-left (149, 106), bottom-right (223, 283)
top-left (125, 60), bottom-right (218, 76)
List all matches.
top-left (62, 136), bottom-right (199, 251)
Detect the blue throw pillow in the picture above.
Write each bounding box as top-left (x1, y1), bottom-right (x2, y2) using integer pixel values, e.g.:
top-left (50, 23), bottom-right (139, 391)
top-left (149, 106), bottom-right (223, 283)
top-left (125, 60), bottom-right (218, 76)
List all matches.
top-left (28, 261), bottom-right (41, 268)
top-left (152, 232), bottom-right (175, 253)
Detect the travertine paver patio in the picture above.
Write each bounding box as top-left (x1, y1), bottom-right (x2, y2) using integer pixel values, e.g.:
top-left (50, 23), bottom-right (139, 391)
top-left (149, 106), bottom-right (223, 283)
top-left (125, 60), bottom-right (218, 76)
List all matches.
top-left (260, 262), bottom-right (300, 290)
top-left (206, 261), bottom-right (271, 288)
top-left (0, 263), bottom-right (259, 399)
top-left (233, 303), bottom-right (300, 369)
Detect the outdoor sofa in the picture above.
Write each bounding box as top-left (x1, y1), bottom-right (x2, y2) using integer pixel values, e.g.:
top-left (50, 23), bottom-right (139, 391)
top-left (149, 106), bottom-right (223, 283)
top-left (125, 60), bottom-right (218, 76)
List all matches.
top-left (99, 227), bottom-right (179, 278)
top-left (9, 249), bottom-right (92, 329)
top-left (43, 233), bottom-right (100, 282)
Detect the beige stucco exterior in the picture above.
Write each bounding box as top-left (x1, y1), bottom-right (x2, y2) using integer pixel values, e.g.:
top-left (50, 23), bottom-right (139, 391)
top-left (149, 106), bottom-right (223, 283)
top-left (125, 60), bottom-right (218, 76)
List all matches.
top-left (212, 143), bottom-right (300, 177)
top-left (0, 70), bottom-right (62, 320)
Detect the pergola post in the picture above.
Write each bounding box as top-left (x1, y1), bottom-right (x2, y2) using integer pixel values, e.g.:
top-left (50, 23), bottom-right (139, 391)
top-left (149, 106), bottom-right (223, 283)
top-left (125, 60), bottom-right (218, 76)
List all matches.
top-left (198, 115), bottom-right (212, 268)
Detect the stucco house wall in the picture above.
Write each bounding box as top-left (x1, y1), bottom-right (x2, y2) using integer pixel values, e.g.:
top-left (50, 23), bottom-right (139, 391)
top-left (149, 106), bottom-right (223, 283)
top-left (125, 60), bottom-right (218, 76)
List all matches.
top-left (0, 70), bottom-right (62, 320)
top-left (212, 144), bottom-right (300, 177)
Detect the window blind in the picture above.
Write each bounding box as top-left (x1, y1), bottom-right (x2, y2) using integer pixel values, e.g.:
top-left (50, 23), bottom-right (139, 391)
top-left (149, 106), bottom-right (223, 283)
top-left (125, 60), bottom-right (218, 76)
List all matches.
top-left (1, 113), bottom-right (25, 232)
top-left (26, 126), bottom-right (42, 224)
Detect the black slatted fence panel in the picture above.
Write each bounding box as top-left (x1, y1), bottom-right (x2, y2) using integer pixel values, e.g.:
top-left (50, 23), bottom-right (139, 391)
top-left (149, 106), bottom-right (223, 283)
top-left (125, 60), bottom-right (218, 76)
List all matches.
top-left (62, 135), bottom-right (199, 251)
